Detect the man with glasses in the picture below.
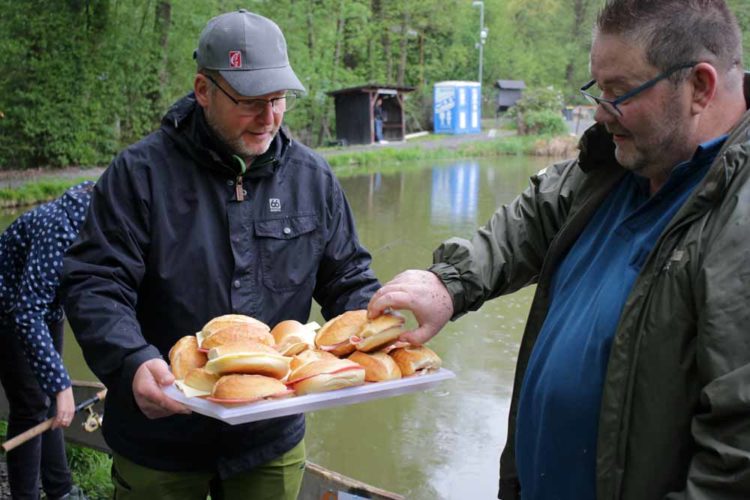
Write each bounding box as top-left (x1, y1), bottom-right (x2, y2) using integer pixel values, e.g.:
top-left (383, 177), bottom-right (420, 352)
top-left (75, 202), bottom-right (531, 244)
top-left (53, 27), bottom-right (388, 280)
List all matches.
top-left (61, 10), bottom-right (379, 499)
top-left (368, 0), bottom-right (750, 499)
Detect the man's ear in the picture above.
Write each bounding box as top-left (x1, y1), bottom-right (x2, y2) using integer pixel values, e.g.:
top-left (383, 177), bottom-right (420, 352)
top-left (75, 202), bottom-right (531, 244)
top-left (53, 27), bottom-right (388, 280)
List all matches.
top-left (690, 63), bottom-right (718, 114)
top-left (194, 74), bottom-right (210, 107)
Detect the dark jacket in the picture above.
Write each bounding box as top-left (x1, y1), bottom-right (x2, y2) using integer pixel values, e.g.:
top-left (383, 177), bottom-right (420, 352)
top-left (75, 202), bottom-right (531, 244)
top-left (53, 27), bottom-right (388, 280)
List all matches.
top-left (61, 94), bottom-right (380, 477)
top-left (431, 88), bottom-right (750, 499)
top-left (0, 181), bottom-right (93, 396)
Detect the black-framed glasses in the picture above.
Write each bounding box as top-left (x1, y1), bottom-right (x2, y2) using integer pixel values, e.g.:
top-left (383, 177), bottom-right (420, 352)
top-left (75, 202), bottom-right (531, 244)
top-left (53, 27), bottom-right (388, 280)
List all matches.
top-left (580, 62), bottom-right (697, 116)
top-left (205, 75), bottom-right (297, 116)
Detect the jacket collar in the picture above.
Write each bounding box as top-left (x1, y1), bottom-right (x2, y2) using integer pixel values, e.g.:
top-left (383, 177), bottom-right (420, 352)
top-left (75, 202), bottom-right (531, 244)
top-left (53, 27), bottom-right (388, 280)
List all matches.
top-left (162, 93), bottom-right (291, 179)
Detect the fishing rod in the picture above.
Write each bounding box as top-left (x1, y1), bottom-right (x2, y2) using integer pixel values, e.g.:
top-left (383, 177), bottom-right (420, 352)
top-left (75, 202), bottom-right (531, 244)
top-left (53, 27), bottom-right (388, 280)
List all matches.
top-left (2, 388), bottom-right (106, 453)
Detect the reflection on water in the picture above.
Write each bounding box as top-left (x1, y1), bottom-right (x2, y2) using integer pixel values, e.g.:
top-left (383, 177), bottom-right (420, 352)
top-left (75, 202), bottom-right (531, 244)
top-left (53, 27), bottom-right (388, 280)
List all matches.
top-left (1, 154), bottom-right (549, 499)
top-left (430, 162), bottom-right (479, 228)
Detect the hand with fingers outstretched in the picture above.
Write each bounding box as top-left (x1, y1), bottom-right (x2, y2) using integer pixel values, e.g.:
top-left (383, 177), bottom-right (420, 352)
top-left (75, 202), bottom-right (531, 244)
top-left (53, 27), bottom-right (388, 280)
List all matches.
top-left (367, 269), bottom-right (454, 345)
top-left (133, 358), bottom-right (191, 419)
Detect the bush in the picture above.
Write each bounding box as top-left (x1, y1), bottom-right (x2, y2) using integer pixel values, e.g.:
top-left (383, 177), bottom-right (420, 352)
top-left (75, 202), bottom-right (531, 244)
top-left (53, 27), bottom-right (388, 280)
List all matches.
top-left (509, 86), bottom-right (567, 136)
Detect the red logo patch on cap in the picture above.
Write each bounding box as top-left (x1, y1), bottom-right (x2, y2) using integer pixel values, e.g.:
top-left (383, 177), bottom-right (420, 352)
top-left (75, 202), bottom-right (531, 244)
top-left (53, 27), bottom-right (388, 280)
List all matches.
top-left (229, 51), bottom-right (242, 68)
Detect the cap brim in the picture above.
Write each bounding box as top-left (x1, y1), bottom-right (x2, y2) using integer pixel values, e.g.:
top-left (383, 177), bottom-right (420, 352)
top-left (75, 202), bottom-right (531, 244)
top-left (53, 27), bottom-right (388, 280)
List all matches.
top-left (220, 66), bottom-right (306, 97)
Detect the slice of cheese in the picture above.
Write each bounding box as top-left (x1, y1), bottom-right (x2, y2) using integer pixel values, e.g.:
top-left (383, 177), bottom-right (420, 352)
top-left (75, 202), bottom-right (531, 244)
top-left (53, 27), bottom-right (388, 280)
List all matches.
top-left (175, 380), bottom-right (211, 398)
top-left (304, 321), bottom-right (321, 331)
top-left (196, 331), bottom-right (206, 348)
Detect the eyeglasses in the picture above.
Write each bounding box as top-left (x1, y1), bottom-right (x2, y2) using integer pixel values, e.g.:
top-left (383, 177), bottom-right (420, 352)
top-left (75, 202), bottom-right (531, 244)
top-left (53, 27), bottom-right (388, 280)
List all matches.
top-left (580, 62), bottom-right (697, 116)
top-left (205, 75), bottom-right (297, 116)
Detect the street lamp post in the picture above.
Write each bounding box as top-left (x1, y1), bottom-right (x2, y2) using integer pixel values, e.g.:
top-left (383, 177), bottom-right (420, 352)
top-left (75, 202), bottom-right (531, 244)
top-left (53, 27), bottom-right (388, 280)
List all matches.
top-left (472, 1), bottom-right (487, 86)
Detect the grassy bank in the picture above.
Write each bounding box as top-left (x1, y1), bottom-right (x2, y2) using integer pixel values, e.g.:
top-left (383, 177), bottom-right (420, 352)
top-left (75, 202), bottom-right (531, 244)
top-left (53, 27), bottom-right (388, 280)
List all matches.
top-left (0, 420), bottom-right (113, 499)
top-left (0, 133), bottom-right (576, 208)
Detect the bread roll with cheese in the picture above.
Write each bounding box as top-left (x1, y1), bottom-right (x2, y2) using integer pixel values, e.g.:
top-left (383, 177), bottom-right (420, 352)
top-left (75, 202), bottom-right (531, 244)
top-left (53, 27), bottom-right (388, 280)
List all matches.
top-left (271, 320), bottom-right (315, 356)
top-left (168, 336), bottom-right (208, 379)
top-left (351, 313), bottom-right (405, 353)
top-left (184, 367), bottom-right (220, 392)
top-left (208, 374), bottom-right (293, 405)
top-left (390, 345), bottom-right (442, 376)
top-left (287, 358), bottom-right (365, 395)
top-left (205, 341), bottom-right (291, 379)
top-left (289, 349), bottom-right (337, 371)
top-left (315, 310), bottom-right (368, 357)
top-left (348, 351), bottom-right (402, 382)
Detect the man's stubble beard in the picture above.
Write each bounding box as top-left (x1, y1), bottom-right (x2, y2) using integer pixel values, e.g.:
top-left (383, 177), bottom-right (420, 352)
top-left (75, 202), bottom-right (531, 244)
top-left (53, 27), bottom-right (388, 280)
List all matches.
top-left (204, 105), bottom-right (261, 163)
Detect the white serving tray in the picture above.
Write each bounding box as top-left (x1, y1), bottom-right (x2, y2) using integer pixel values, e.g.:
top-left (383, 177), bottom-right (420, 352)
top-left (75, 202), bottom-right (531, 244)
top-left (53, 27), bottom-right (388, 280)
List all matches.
top-left (163, 368), bottom-right (455, 425)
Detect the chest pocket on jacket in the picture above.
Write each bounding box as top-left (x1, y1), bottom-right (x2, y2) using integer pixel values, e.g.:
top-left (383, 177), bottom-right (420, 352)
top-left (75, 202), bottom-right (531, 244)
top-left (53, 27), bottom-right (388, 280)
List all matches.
top-left (255, 215), bottom-right (321, 292)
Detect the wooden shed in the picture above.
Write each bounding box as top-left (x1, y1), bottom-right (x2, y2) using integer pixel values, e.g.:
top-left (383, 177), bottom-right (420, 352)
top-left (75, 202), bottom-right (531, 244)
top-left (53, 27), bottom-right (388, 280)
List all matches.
top-left (494, 79), bottom-right (526, 115)
top-left (327, 84), bottom-right (415, 145)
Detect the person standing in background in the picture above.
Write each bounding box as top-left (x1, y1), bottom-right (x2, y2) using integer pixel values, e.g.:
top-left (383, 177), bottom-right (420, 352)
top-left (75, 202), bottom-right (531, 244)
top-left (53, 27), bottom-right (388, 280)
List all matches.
top-left (374, 97), bottom-right (384, 143)
top-left (0, 181), bottom-right (92, 500)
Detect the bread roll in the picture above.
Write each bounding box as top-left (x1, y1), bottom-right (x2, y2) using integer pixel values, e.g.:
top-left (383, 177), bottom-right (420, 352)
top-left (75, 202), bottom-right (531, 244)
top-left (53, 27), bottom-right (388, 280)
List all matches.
top-left (209, 374), bottom-right (293, 405)
top-left (201, 314), bottom-right (270, 336)
top-left (183, 367), bottom-right (220, 392)
top-left (351, 313), bottom-right (405, 353)
top-left (168, 336), bottom-right (208, 379)
top-left (315, 310), bottom-right (368, 357)
top-left (287, 358), bottom-right (365, 395)
top-left (348, 351), bottom-right (402, 382)
top-left (204, 341), bottom-right (291, 379)
top-left (389, 345), bottom-right (442, 376)
top-left (290, 349), bottom-right (337, 371)
top-left (200, 323), bottom-right (275, 350)
top-left (271, 320), bottom-right (315, 356)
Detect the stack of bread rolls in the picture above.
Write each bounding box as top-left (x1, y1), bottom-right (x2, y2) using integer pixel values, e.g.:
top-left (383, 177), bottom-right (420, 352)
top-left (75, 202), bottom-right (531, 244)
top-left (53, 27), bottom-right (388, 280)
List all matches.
top-left (168, 310), bottom-right (442, 407)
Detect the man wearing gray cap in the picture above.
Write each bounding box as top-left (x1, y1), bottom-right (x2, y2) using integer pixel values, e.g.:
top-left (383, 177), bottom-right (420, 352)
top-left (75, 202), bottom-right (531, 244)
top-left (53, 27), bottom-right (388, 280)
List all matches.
top-left (62, 9), bottom-right (380, 499)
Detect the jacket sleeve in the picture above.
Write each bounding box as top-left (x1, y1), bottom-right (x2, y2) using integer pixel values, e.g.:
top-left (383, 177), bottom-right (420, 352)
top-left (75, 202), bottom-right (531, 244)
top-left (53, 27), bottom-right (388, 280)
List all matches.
top-left (667, 186), bottom-right (750, 499)
top-left (313, 176), bottom-right (380, 319)
top-left (12, 212), bottom-right (71, 397)
top-left (430, 158), bottom-right (579, 319)
top-left (61, 158), bottom-right (161, 391)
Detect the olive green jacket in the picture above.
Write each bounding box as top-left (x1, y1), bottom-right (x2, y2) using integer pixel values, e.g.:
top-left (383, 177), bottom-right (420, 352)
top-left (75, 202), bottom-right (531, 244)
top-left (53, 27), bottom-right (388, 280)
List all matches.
top-left (430, 91), bottom-right (750, 499)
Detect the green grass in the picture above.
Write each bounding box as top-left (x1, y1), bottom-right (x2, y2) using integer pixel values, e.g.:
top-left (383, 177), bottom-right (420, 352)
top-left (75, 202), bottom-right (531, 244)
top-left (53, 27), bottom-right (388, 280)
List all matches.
top-left (0, 177), bottom-right (96, 209)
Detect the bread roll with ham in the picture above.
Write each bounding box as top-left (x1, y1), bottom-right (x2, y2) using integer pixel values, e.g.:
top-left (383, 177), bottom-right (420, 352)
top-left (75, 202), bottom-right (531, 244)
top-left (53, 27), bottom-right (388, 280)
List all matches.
top-left (315, 310), bottom-right (368, 357)
top-left (287, 358), bottom-right (365, 395)
top-left (350, 313), bottom-right (405, 353)
top-left (208, 374), bottom-right (293, 406)
top-left (348, 351), bottom-right (402, 382)
top-left (389, 345), bottom-right (442, 376)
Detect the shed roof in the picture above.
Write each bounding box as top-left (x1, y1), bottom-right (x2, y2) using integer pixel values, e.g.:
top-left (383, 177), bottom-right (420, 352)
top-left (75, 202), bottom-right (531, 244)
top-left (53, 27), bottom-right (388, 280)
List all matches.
top-left (327, 84), bottom-right (416, 96)
top-left (494, 80), bottom-right (526, 90)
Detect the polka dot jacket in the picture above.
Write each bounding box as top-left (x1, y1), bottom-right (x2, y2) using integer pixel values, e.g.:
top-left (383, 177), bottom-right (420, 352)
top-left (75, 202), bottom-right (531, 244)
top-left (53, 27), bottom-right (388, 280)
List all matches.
top-left (0, 181), bottom-right (93, 396)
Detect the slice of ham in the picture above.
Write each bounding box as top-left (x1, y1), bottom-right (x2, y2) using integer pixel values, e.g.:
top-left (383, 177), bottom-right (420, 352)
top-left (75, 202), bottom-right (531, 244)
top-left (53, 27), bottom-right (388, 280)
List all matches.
top-left (382, 341), bottom-right (411, 354)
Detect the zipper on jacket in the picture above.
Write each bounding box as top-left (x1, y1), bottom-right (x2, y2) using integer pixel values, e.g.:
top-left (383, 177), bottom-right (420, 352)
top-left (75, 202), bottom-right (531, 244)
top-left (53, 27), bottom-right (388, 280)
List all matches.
top-left (233, 155), bottom-right (247, 202)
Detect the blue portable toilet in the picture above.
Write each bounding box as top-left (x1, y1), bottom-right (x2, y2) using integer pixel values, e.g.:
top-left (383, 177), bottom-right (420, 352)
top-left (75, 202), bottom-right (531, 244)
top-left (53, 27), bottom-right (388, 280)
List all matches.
top-left (433, 81), bottom-right (482, 134)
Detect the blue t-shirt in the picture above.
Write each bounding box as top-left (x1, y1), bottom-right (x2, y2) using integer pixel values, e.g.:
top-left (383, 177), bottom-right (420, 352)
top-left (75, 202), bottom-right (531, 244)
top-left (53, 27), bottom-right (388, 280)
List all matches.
top-left (515, 136), bottom-right (726, 500)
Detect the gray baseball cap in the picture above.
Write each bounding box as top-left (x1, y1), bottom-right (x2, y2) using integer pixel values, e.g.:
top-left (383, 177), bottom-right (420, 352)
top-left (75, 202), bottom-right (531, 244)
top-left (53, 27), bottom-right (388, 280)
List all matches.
top-left (194, 9), bottom-right (305, 96)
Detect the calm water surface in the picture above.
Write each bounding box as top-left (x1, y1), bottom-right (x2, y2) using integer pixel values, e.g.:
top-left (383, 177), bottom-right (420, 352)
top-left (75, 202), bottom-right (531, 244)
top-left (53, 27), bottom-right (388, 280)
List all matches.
top-left (1, 155), bottom-right (549, 499)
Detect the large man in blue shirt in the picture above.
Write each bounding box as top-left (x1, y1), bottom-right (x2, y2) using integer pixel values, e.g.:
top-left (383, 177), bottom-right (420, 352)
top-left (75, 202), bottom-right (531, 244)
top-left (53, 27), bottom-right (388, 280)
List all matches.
top-left (0, 181), bottom-right (92, 500)
top-left (368, 0), bottom-right (750, 498)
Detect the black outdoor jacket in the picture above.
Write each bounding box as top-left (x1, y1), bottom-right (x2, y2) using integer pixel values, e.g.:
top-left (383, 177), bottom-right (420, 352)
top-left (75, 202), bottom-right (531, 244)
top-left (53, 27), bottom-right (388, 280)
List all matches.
top-left (61, 93), bottom-right (380, 477)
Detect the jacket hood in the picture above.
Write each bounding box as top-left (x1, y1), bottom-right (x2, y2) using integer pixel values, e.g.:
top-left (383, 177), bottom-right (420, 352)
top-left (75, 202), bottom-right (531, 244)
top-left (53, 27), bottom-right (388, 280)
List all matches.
top-left (160, 93), bottom-right (291, 179)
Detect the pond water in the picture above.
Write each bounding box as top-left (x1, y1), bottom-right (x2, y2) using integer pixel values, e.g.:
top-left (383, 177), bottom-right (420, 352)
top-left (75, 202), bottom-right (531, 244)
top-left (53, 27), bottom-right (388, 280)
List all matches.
top-left (1, 154), bottom-right (550, 499)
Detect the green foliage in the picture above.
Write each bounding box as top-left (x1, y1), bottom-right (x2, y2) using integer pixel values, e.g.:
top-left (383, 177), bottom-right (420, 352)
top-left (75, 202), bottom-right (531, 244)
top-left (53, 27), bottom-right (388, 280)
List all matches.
top-left (0, 0), bottom-right (748, 169)
top-left (64, 445), bottom-right (113, 500)
top-left (0, 178), bottom-right (96, 208)
top-left (509, 86), bottom-right (567, 135)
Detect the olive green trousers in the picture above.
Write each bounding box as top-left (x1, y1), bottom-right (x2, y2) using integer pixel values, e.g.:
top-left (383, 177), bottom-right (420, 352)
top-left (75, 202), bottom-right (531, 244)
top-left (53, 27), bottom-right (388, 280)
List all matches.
top-left (111, 440), bottom-right (305, 500)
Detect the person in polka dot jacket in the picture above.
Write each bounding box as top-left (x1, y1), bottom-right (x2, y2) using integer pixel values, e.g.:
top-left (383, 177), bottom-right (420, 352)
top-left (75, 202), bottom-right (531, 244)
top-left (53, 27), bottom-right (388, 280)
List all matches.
top-left (0, 181), bottom-right (93, 500)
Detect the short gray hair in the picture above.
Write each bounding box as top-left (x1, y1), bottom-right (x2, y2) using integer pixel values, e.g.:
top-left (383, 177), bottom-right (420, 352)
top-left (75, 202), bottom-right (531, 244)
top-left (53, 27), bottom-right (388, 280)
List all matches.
top-left (595, 0), bottom-right (743, 78)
